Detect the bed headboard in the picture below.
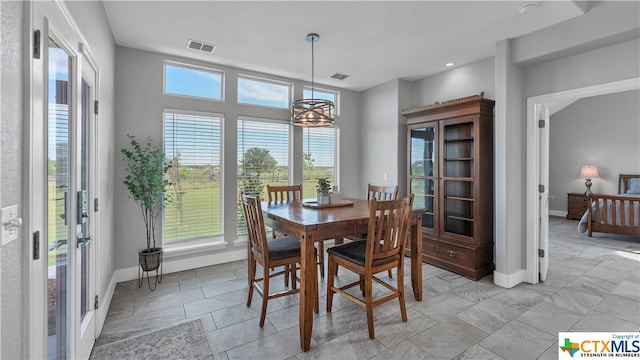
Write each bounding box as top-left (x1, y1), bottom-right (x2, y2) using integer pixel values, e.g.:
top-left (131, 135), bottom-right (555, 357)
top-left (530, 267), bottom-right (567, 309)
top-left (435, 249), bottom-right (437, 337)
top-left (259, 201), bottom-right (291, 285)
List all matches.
top-left (619, 174), bottom-right (640, 194)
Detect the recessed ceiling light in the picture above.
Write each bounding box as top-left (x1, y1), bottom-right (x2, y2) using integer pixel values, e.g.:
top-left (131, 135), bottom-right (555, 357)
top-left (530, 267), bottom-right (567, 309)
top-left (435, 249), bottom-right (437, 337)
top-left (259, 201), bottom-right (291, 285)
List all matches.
top-left (445, 63), bottom-right (454, 67)
top-left (518, 3), bottom-right (537, 14)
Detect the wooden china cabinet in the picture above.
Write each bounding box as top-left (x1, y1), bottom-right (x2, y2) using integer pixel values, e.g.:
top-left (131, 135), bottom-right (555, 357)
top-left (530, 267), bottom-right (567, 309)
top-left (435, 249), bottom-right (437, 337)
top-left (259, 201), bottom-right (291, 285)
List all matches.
top-left (402, 93), bottom-right (495, 280)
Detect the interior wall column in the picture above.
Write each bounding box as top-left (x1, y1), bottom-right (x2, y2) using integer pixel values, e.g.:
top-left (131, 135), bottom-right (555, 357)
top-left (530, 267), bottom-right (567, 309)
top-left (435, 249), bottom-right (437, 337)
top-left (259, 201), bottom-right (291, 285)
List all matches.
top-left (494, 39), bottom-right (526, 288)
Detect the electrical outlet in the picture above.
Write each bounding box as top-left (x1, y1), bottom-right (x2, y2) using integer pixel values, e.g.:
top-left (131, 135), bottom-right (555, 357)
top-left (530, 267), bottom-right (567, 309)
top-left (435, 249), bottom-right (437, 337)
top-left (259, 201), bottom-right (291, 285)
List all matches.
top-left (383, 173), bottom-right (388, 181)
top-left (2, 205), bottom-right (19, 245)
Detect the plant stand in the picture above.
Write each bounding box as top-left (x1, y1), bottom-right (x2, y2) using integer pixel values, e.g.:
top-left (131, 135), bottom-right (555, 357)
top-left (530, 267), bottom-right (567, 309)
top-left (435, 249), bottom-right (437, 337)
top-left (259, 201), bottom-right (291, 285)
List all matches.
top-left (138, 248), bottom-right (163, 291)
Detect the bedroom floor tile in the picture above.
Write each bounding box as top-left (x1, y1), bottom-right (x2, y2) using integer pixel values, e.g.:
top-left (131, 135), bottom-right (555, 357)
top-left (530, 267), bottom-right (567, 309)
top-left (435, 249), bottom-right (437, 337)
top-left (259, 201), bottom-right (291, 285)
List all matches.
top-left (94, 217), bottom-right (640, 359)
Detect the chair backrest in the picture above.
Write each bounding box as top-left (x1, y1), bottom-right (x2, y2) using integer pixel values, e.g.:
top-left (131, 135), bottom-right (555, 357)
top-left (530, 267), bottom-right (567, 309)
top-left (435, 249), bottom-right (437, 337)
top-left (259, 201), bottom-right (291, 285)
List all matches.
top-left (267, 184), bottom-right (302, 202)
top-left (365, 194), bottom-right (414, 265)
top-left (241, 194), bottom-right (270, 261)
top-left (367, 184), bottom-right (399, 201)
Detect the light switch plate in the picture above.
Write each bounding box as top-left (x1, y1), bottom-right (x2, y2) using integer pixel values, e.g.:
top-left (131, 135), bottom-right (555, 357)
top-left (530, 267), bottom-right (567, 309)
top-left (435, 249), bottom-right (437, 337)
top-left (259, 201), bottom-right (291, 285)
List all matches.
top-left (1, 204), bottom-right (19, 245)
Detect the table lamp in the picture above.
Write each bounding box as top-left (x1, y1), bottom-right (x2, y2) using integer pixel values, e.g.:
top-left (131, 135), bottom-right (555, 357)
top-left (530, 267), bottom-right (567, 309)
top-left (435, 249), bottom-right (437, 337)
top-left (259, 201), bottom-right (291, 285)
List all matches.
top-left (579, 165), bottom-right (599, 195)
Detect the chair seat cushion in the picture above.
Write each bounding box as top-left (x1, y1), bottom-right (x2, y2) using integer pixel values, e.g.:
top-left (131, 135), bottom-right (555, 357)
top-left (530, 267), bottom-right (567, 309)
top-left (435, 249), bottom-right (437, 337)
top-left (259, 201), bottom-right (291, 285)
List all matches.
top-left (327, 240), bottom-right (399, 267)
top-left (258, 236), bottom-right (317, 261)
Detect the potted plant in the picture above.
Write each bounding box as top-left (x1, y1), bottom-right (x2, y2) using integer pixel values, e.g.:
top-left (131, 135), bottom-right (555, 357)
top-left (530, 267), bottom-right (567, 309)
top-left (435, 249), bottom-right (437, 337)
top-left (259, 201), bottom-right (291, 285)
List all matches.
top-left (316, 177), bottom-right (332, 205)
top-left (121, 134), bottom-right (171, 288)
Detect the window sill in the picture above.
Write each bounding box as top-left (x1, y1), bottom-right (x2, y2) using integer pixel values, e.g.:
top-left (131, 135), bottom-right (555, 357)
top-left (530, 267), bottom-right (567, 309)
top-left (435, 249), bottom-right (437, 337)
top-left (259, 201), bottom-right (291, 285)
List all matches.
top-left (163, 239), bottom-right (227, 259)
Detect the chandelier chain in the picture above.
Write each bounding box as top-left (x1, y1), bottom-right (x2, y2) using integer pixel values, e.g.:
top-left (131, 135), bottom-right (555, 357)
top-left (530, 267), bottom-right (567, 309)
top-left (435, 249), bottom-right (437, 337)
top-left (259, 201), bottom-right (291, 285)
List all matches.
top-left (311, 36), bottom-right (315, 99)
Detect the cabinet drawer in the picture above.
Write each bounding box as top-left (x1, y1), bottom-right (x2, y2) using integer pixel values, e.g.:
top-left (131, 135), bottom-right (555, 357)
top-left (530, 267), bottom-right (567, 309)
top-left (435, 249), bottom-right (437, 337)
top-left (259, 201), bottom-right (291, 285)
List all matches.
top-left (423, 238), bottom-right (473, 267)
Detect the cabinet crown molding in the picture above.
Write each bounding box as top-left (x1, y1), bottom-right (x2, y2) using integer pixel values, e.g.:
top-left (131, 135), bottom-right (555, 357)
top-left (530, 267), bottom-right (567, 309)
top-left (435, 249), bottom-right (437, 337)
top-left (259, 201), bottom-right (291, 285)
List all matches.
top-left (401, 92), bottom-right (494, 118)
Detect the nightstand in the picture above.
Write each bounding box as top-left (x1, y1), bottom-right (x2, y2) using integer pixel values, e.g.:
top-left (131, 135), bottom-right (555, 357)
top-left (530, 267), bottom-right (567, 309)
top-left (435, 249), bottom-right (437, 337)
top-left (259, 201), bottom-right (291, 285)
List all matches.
top-left (567, 193), bottom-right (588, 220)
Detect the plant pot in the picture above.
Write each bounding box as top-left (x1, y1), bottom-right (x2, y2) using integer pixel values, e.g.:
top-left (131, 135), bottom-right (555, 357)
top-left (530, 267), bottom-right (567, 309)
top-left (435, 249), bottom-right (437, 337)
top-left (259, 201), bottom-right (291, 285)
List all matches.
top-left (139, 247), bottom-right (163, 272)
top-left (317, 193), bottom-right (330, 205)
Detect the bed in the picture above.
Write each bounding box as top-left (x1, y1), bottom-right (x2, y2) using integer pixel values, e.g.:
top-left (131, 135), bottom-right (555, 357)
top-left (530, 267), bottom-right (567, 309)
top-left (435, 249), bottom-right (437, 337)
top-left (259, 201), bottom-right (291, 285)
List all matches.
top-left (578, 174), bottom-right (640, 237)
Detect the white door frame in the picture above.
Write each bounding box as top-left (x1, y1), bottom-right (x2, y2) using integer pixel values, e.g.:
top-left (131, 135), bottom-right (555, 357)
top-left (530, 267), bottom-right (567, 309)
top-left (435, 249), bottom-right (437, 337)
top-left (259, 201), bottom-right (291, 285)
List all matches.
top-left (27, 0), bottom-right (99, 358)
top-left (525, 77), bottom-right (640, 284)
top-left (75, 42), bottom-right (99, 359)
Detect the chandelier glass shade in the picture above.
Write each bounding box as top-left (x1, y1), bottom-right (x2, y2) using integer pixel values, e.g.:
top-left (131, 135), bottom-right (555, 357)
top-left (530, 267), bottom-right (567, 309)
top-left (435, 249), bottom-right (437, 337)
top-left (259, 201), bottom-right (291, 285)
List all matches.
top-left (291, 33), bottom-right (335, 127)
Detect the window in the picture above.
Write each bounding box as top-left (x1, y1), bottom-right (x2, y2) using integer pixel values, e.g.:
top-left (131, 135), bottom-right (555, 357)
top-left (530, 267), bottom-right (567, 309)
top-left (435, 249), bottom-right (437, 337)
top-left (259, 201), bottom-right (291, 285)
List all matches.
top-left (237, 76), bottom-right (291, 108)
top-left (164, 62), bottom-right (223, 100)
top-left (302, 127), bottom-right (337, 198)
top-left (237, 117), bottom-right (290, 234)
top-left (163, 111), bottom-right (223, 245)
top-left (303, 87), bottom-right (338, 114)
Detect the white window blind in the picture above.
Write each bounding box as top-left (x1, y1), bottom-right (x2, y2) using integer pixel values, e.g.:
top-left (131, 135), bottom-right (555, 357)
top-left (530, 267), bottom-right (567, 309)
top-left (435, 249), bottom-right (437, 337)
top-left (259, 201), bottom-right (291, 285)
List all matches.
top-left (302, 127), bottom-right (336, 199)
top-left (164, 112), bottom-right (223, 244)
top-left (237, 117), bottom-right (290, 235)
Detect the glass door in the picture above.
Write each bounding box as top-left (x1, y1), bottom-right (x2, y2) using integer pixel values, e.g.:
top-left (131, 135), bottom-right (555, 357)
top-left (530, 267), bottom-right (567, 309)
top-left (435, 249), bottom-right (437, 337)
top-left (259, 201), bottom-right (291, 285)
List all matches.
top-left (440, 118), bottom-right (476, 240)
top-left (32, 2), bottom-right (98, 358)
top-left (409, 124), bottom-right (437, 236)
top-left (47, 36), bottom-right (71, 360)
top-left (75, 52), bottom-right (97, 359)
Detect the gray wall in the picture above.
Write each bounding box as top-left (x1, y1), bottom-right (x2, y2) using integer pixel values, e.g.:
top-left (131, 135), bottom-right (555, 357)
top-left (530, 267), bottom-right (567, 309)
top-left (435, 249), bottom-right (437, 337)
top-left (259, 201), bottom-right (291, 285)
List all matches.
top-left (0, 1), bottom-right (115, 357)
top-left (114, 46), bottom-right (361, 271)
top-left (523, 38), bottom-right (640, 98)
top-left (412, 57), bottom-right (496, 105)
top-left (1, 2), bottom-right (24, 358)
top-left (360, 79), bottom-right (402, 195)
top-left (549, 90), bottom-right (640, 213)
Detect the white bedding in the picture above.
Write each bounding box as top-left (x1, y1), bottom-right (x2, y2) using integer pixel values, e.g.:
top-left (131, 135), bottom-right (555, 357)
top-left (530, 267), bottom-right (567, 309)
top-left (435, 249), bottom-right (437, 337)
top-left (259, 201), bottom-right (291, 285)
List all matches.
top-left (578, 193), bottom-right (640, 233)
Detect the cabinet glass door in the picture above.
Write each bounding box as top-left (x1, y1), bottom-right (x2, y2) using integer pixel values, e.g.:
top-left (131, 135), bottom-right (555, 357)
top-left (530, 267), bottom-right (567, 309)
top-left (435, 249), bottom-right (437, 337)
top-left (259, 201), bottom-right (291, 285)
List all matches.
top-left (441, 121), bottom-right (475, 238)
top-left (409, 126), bottom-right (436, 230)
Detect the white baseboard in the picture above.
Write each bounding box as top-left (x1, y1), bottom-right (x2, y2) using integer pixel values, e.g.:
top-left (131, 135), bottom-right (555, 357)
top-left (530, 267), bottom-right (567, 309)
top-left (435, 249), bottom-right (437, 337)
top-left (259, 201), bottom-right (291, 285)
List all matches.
top-left (493, 269), bottom-right (526, 288)
top-left (114, 248), bottom-right (248, 283)
top-left (549, 210), bottom-right (566, 218)
top-left (96, 274), bottom-right (117, 337)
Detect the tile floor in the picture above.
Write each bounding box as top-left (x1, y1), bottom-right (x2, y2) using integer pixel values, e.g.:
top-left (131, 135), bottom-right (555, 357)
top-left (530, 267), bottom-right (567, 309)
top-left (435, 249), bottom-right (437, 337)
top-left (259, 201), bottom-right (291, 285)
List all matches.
top-left (94, 217), bottom-right (640, 359)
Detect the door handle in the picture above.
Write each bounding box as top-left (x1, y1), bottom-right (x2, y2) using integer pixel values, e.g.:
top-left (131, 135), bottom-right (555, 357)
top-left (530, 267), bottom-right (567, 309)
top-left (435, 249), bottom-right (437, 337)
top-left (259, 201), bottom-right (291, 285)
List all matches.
top-left (77, 236), bottom-right (92, 249)
top-left (48, 239), bottom-right (67, 251)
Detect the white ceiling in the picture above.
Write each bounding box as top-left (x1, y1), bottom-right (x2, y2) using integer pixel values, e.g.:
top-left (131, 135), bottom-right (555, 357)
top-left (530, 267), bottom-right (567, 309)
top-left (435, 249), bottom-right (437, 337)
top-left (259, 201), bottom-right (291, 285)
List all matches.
top-left (103, 1), bottom-right (586, 91)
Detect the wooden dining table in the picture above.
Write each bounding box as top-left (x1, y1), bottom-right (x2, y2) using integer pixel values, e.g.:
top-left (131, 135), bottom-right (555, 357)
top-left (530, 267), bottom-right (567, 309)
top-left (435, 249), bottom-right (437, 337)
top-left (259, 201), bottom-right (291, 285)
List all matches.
top-left (261, 197), bottom-right (424, 351)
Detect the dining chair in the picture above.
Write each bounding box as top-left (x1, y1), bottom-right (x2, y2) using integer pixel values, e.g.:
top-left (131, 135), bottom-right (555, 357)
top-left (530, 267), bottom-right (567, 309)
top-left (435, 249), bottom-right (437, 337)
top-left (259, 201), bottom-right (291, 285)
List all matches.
top-left (367, 184), bottom-right (399, 201)
top-left (326, 194), bottom-right (414, 339)
top-left (242, 193), bottom-right (318, 327)
top-left (266, 184), bottom-right (325, 278)
top-left (342, 184), bottom-right (399, 277)
top-left (266, 184), bottom-right (303, 202)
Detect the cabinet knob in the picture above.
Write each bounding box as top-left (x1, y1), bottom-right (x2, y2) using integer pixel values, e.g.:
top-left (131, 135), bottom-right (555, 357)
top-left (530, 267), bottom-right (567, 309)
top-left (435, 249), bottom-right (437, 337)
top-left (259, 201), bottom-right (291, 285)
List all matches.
top-left (448, 250), bottom-right (456, 257)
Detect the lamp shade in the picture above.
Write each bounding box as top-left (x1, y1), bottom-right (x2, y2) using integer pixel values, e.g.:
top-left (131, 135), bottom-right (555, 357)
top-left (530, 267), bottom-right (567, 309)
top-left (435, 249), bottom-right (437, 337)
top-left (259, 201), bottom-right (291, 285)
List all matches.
top-left (291, 98), bottom-right (335, 127)
top-left (291, 33), bottom-right (335, 127)
top-left (579, 165), bottom-right (600, 179)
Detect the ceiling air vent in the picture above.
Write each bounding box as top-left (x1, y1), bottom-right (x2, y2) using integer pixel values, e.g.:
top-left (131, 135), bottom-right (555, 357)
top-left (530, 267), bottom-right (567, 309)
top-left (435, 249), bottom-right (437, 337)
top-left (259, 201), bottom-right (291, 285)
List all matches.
top-left (329, 73), bottom-right (350, 80)
top-left (187, 39), bottom-right (216, 54)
